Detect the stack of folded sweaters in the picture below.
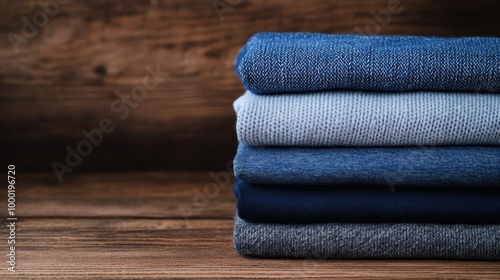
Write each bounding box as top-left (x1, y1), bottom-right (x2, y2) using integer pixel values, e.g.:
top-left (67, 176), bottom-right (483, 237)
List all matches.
top-left (231, 33), bottom-right (500, 260)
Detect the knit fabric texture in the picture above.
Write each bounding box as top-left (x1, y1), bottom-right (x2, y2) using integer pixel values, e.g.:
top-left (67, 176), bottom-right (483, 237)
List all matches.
top-left (234, 145), bottom-right (500, 187)
top-left (234, 180), bottom-right (500, 224)
top-left (234, 216), bottom-right (500, 260)
top-left (234, 91), bottom-right (500, 146)
top-left (235, 33), bottom-right (500, 94)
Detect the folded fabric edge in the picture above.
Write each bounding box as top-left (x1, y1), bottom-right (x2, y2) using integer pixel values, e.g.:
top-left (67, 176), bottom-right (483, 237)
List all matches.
top-left (233, 216), bottom-right (500, 260)
top-left (233, 144), bottom-right (500, 187)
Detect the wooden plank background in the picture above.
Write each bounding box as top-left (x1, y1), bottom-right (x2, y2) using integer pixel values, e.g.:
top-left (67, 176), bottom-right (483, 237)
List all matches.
top-left (2, 0), bottom-right (500, 173)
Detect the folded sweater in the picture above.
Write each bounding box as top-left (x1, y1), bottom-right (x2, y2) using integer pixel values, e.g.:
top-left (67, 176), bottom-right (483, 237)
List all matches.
top-left (234, 145), bottom-right (500, 187)
top-left (234, 216), bottom-right (500, 260)
top-left (235, 33), bottom-right (500, 94)
top-left (233, 180), bottom-right (500, 224)
top-left (234, 91), bottom-right (500, 146)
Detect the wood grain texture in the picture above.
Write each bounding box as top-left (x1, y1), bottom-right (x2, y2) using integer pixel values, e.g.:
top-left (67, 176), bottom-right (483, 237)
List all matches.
top-left (0, 172), bottom-right (499, 279)
top-left (16, 171), bottom-right (236, 218)
top-left (3, 0), bottom-right (500, 171)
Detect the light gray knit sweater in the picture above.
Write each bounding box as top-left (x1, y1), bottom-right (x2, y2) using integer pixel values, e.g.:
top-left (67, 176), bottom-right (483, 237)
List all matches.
top-left (234, 91), bottom-right (500, 146)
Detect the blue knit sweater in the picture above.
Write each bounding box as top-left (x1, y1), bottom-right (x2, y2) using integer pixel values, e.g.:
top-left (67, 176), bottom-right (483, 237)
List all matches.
top-left (235, 32), bottom-right (500, 94)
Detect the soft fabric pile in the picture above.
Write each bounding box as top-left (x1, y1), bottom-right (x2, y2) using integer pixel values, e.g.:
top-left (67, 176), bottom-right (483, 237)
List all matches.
top-left (231, 32), bottom-right (500, 260)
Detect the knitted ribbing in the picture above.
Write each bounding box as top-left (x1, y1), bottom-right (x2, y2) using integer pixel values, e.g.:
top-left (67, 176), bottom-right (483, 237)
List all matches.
top-left (234, 91), bottom-right (500, 146)
top-left (235, 33), bottom-right (500, 94)
top-left (234, 216), bottom-right (500, 260)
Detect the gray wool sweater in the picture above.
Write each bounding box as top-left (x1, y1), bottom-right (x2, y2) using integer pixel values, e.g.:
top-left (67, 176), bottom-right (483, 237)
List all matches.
top-left (234, 216), bottom-right (500, 260)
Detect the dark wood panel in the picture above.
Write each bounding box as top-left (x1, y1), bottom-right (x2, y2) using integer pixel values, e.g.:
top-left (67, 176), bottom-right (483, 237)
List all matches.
top-left (1, 86), bottom-right (238, 173)
top-left (3, 0), bottom-right (500, 171)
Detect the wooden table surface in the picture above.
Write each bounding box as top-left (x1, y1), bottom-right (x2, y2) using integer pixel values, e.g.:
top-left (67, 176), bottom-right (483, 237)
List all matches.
top-left (2, 172), bottom-right (499, 279)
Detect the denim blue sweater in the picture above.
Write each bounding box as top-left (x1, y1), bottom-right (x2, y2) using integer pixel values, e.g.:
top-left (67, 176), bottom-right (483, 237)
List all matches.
top-left (235, 33), bottom-right (500, 94)
top-left (234, 145), bottom-right (500, 187)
